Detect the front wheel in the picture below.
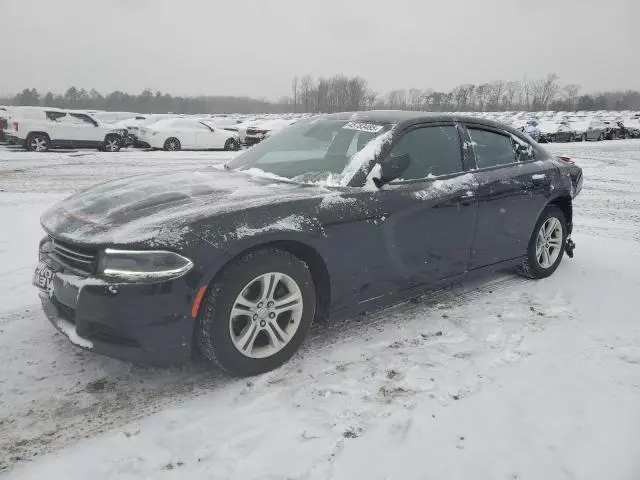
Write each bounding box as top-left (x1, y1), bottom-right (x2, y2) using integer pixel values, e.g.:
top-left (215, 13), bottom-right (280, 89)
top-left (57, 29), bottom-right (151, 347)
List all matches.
top-left (519, 206), bottom-right (567, 279)
top-left (103, 135), bottom-right (121, 152)
top-left (224, 138), bottom-right (240, 151)
top-left (164, 137), bottom-right (181, 151)
top-left (197, 248), bottom-right (316, 376)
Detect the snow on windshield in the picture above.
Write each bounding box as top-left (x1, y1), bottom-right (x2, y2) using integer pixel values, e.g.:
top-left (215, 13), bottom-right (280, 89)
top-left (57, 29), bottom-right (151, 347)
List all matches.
top-left (227, 119), bottom-right (392, 186)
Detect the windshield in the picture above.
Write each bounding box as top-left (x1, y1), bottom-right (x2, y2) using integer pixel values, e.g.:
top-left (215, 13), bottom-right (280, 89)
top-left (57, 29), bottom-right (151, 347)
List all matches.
top-left (227, 118), bottom-right (393, 183)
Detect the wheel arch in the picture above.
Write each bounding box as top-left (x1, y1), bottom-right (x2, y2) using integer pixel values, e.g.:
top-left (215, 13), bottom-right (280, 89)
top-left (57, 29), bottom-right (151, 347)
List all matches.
top-left (547, 195), bottom-right (573, 234)
top-left (192, 237), bottom-right (332, 335)
top-left (26, 131), bottom-right (51, 141)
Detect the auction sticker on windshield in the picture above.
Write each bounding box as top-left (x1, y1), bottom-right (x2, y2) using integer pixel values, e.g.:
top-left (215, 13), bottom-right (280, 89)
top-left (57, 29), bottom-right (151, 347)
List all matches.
top-left (33, 261), bottom-right (55, 291)
top-left (343, 122), bottom-right (384, 133)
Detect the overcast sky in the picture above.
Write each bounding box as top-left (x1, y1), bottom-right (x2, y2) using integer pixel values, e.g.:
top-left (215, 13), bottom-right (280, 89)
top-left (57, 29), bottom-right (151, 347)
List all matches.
top-left (2, 0), bottom-right (639, 99)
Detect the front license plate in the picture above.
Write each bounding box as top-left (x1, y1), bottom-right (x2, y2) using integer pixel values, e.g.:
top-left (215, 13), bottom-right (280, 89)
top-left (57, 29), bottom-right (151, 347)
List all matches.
top-left (33, 261), bottom-right (55, 291)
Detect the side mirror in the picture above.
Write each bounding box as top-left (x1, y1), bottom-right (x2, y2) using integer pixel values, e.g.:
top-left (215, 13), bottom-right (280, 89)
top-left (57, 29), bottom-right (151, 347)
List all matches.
top-left (373, 153), bottom-right (411, 188)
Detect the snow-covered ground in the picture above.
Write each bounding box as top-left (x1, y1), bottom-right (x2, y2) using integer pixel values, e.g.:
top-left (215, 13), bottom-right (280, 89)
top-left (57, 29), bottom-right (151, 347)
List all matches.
top-left (1, 141), bottom-right (639, 479)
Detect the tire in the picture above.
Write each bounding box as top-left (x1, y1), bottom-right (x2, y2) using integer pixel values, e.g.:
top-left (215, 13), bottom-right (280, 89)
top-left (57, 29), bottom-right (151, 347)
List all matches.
top-left (224, 138), bottom-right (240, 151)
top-left (568, 134), bottom-right (575, 143)
top-left (103, 135), bottom-right (121, 152)
top-left (581, 133), bottom-right (587, 142)
top-left (197, 248), bottom-right (316, 376)
top-left (164, 137), bottom-right (181, 151)
top-left (518, 206), bottom-right (567, 280)
top-left (26, 133), bottom-right (50, 152)
top-left (597, 133), bottom-right (604, 141)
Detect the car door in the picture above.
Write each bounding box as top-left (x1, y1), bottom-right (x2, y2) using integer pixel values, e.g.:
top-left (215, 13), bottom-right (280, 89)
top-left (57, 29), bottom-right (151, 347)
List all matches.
top-left (369, 123), bottom-right (479, 291)
top-left (196, 122), bottom-right (224, 149)
top-left (462, 123), bottom-right (558, 269)
top-left (70, 114), bottom-right (104, 144)
top-left (56, 114), bottom-right (100, 147)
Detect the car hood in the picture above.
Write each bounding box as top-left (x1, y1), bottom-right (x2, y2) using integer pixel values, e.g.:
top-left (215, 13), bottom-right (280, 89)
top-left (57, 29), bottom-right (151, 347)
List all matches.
top-left (41, 168), bottom-right (330, 247)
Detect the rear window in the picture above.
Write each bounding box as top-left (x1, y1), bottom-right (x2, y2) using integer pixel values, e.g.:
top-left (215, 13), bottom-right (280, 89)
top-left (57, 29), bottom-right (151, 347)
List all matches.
top-left (468, 128), bottom-right (516, 168)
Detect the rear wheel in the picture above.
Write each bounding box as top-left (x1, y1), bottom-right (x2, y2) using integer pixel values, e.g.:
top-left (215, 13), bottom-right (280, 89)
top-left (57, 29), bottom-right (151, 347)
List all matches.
top-left (103, 135), bottom-right (121, 152)
top-left (224, 138), bottom-right (240, 151)
top-left (26, 133), bottom-right (50, 152)
top-left (164, 137), bottom-right (181, 151)
top-left (197, 248), bottom-right (316, 376)
top-left (519, 206), bottom-right (567, 279)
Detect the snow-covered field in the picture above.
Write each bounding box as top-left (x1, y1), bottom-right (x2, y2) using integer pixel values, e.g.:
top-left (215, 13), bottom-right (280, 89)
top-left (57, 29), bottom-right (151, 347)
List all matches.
top-left (1, 141), bottom-right (639, 479)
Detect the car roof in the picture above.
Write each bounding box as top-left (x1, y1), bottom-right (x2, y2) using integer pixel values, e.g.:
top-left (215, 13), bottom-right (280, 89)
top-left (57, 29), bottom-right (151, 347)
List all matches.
top-left (321, 110), bottom-right (511, 130)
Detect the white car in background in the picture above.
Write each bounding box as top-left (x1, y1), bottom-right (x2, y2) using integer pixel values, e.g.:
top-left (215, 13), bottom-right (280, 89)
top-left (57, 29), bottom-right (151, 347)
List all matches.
top-left (6, 108), bottom-right (127, 152)
top-left (140, 117), bottom-right (241, 151)
top-left (244, 118), bottom-right (298, 146)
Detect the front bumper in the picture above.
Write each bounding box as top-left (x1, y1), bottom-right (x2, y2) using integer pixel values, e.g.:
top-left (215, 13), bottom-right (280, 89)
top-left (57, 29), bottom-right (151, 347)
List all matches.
top-left (36, 259), bottom-right (197, 366)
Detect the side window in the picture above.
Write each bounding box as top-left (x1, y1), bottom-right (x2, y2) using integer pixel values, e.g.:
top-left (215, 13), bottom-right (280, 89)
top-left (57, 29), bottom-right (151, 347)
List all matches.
top-left (468, 128), bottom-right (516, 168)
top-left (46, 111), bottom-right (66, 122)
top-left (69, 114), bottom-right (95, 125)
top-left (511, 135), bottom-right (535, 162)
top-left (388, 126), bottom-right (463, 180)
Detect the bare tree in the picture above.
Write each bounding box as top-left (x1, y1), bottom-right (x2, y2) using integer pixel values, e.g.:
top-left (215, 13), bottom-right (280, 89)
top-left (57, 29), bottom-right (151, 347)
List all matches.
top-left (299, 75), bottom-right (316, 112)
top-left (503, 81), bottom-right (521, 109)
top-left (562, 84), bottom-right (581, 110)
top-left (291, 76), bottom-right (299, 113)
top-left (489, 81), bottom-right (505, 111)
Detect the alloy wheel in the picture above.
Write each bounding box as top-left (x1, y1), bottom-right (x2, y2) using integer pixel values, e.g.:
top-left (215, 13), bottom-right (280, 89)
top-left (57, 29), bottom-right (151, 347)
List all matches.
top-left (229, 272), bottom-right (303, 359)
top-left (30, 137), bottom-right (47, 152)
top-left (535, 217), bottom-right (563, 269)
top-left (105, 139), bottom-right (119, 152)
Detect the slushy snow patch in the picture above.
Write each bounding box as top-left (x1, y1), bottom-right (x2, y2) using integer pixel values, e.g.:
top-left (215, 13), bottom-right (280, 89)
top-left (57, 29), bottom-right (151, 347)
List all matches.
top-left (235, 214), bottom-right (309, 239)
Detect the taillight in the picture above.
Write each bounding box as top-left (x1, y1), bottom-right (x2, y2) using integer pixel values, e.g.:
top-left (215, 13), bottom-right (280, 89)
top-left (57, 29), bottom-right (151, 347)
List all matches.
top-left (556, 155), bottom-right (575, 165)
top-left (13, 121), bottom-right (18, 133)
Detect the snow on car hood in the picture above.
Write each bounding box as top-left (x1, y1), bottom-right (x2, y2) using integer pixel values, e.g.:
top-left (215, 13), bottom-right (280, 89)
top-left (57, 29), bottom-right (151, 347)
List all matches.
top-left (41, 168), bottom-right (330, 246)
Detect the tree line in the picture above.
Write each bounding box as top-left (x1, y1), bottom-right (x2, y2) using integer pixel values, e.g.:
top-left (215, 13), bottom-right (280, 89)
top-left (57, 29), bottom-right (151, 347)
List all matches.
top-left (2, 74), bottom-right (639, 114)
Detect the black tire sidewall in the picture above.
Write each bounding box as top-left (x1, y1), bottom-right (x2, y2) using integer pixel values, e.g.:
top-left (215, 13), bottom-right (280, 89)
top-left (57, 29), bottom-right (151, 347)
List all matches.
top-left (198, 249), bottom-right (316, 376)
top-left (524, 206), bottom-right (567, 279)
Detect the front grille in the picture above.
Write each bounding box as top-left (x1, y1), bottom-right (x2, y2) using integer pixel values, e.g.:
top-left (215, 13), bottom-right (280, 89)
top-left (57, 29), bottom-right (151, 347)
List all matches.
top-left (50, 237), bottom-right (98, 274)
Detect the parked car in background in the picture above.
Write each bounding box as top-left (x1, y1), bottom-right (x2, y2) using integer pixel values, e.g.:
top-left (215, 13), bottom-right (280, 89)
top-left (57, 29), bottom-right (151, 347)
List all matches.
top-left (0, 107), bottom-right (7, 141)
top-left (569, 119), bottom-right (607, 141)
top-left (126, 114), bottom-right (175, 147)
top-left (538, 120), bottom-right (576, 143)
top-left (8, 109), bottom-right (128, 152)
top-left (622, 121), bottom-right (640, 138)
top-left (602, 120), bottom-right (622, 140)
top-left (140, 118), bottom-right (241, 151)
top-left (35, 111), bottom-right (582, 376)
top-left (523, 119), bottom-right (540, 141)
top-left (245, 118), bottom-right (298, 146)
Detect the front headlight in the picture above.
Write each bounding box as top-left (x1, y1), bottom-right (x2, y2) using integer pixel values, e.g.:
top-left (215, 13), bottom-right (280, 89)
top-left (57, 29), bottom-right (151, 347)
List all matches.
top-left (99, 249), bottom-right (193, 281)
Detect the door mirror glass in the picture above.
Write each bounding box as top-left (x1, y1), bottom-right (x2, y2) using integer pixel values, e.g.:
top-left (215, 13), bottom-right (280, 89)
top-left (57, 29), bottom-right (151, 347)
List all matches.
top-left (375, 153), bottom-right (411, 187)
